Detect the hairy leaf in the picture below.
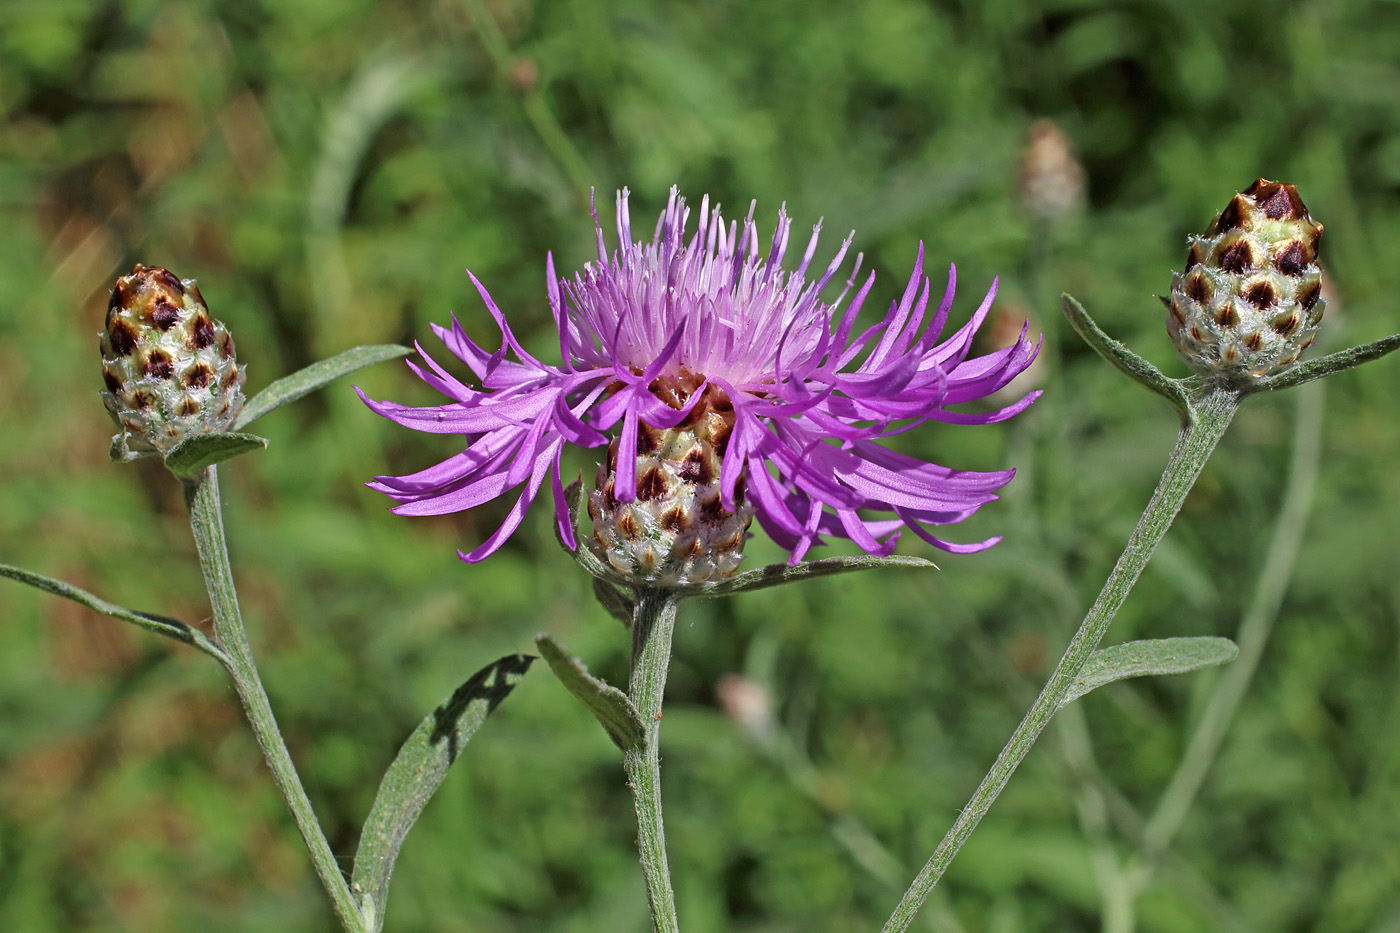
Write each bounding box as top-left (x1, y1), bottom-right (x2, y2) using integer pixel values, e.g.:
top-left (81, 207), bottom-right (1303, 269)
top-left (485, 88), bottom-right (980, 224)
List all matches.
top-left (1061, 637), bottom-right (1239, 707)
top-left (351, 653), bottom-right (533, 930)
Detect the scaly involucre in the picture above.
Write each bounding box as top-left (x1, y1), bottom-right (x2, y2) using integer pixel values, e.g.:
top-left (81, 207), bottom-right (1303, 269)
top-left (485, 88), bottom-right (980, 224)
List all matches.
top-left (362, 188), bottom-right (1040, 565)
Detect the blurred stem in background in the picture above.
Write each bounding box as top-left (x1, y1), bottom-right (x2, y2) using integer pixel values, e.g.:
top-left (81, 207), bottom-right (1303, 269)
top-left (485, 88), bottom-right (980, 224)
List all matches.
top-left (1126, 377), bottom-right (1327, 913)
top-left (460, 0), bottom-right (595, 201)
top-left (883, 387), bottom-right (1240, 933)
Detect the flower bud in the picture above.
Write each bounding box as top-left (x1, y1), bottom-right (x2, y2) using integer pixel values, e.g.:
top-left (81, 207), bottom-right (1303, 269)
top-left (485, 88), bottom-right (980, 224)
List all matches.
top-left (1166, 179), bottom-right (1325, 384)
top-left (588, 378), bottom-right (754, 585)
top-left (100, 264), bottom-right (245, 459)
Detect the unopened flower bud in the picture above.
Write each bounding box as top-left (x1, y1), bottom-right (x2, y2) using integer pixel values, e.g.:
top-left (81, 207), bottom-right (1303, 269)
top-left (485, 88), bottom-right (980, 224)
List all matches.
top-left (588, 377), bottom-right (754, 586)
top-left (100, 264), bottom-right (246, 459)
top-left (1166, 179), bottom-right (1325, 384)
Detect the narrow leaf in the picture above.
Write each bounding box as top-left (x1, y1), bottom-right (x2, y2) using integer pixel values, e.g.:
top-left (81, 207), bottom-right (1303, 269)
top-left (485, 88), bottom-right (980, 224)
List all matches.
top-left (1248, 333), bottom-right (1400, 394)
top-left (1061, 636), bottom-right (1239, 707)
top-left (235, 344), bottom-right (413, 429)
top-left (163, 432), bottom-right (268, 476)
top-left (681, 554), bottom-right (937, 597)
top-left (351, 653), bottom-right (533, 930)
top-left (535, 634), bottom-right (645, 752)
top-left (1063, 294), bottom-right (1190, 417)
top-left (0, 562), bottom-right (227, 664)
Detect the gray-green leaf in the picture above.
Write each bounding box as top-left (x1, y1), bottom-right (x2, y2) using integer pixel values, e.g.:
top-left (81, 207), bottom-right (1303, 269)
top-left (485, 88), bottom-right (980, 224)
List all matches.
top-left (535, 634), bottom-right (645, 752)
top-left (235, 344), bottom-right (412, 429)
top-left (0, 562), bottom-right (227, 664)
top-left (163, 432), bottom-right (268, 476)
top-left (1247, 333), bottom-right (1400, 395)
top-left (351, 653), bottom-right (533, 931)
top-left (1063, 293), bottom-right (1190, 418)
top-left (1061, 636), bottom-right (1239, 707)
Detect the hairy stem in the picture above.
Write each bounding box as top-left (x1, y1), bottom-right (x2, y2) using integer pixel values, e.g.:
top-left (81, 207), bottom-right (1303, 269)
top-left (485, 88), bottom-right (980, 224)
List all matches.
top-left (625, 589), bottom-right (681, 933)
top-left (882, 387), bottom-right (1240, 933)
top-left (184, 466), bottom-right (367, 932)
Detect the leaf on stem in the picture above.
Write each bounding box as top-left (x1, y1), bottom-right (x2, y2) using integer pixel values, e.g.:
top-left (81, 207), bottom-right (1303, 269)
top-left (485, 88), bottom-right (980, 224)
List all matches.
top-left (1247, 333), bottom-right (1400, 394)
top-left (1062, 294), bottom-right (1191, 418)
top-left (535, 634), bottom-right (645, 752)
top-left (235, 344), bottom-right (413, 429)
top-left (163, 432), bottom-right (268, 476)
top-left (1060, 636), bottom-right (1239, 707)
top-left (351, 653), bottom-right (533, 931)
top-left (0, 562), bottom-right (227, 664)
top-left (680, 555), bottom-right (937, 597)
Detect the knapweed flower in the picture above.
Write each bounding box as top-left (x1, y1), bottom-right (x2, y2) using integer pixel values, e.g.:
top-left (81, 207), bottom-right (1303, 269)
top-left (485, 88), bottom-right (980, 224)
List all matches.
top-left (361, 189), bottom-right (1039, 582)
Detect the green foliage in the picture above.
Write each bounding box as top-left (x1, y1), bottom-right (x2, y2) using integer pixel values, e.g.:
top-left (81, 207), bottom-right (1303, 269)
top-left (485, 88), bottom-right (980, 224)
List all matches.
top-left (2, 0), bottom-right (1400, 930)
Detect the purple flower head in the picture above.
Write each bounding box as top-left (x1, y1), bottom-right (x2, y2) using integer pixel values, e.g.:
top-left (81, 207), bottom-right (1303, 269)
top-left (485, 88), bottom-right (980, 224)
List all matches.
top-left (361, 188), bottom-right (1040, 567)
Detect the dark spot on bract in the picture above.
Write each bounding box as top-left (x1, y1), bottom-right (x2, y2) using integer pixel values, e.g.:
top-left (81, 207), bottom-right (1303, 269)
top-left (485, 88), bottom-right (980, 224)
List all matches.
top-left (636, 467), bottom-right (668, 502)
top-left (711, 420), bottom-right (732, 456)
top-left (1186, 271), bottom-right (1212, 304)
top-left (190, 314), bottom-right (215, 349)
top-left (152, 299), bottom-right (180, 330)
top-left (103, 370), bottom-right (122, 393)
top-left (1214, 195), bottom-right (1250, 233)
top-left (699, 496), bottom-right (726, 522)
top-left (1272, 313), bottom-right (1301, 337)
top-left (1247, 180), bottom-right (1306, 220)
top-left (1299, 281), bottom-right (1322, 311)
top-left (660, 507), bottom-right (690, 533)
top-left (1245, 332), bottom-right (1263, 351)
top-left (717, 528), bottom-right (745, 551)
top-left (1214, 239), bottom-right (1255, 274)
top-left (1189, 323), bottom-right (1204, 342)
top-left (185, 363), bottom-right (213, 388)
top-left (603, 479), bottom-right (618, 509)
top-left (1185, 242), bottom-right (1204, 271)
top-left (145, 350), bottom-right (174, 379)
top-left (107, 285), bottom-right (124, 318)
top-left (636, 424), bottom-right (662, 454)
top-left (222, 365), bottom-right (240, 388)
top-left (679, 447), bottom-right (712, 483)
top-left (107, 320), bottom-right (138, 356)
top-left (618, 510), bottom-right (637, 538)
top-left (131, 390), bottom-right (154, 409)
top-left (221, 333), bottom-right (235, 357)
top-left (1215, 303), bottom-right (1236, 327)
top-left (179, 397), bottom-right (202, 416)
top-left (156, 269), bottom-right (185, 295)
top-left (1273, 241), bottom-right (1309, 276)
top-left (1243, 281), bottom-right (1276, 310)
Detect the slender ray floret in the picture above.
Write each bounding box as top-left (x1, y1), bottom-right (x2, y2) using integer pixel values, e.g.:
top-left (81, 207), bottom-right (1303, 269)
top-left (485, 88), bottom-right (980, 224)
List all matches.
top-left (361, 189), bottom-right (1041, 579)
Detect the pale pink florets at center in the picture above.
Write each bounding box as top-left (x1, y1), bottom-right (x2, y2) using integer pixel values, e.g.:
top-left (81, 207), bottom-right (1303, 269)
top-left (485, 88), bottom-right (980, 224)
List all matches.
top-left (360, 187), bottom-right (1041, 567)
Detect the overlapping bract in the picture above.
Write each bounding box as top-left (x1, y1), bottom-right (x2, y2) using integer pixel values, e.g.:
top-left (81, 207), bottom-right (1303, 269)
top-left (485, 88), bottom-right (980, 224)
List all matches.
top-left (361, 188), bottom-right (1040, 565)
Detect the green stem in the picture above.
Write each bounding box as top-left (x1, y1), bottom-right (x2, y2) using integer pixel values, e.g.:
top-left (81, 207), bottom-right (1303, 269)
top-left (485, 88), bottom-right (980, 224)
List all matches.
top-left (625, 588), bottom-right (681, 933)
top-left (183, 466), bottom-right (367, 933)
top-left (1138, 378), bottom-right (1324, 865)
top-left (882, 387), bottom-right (1240, 933)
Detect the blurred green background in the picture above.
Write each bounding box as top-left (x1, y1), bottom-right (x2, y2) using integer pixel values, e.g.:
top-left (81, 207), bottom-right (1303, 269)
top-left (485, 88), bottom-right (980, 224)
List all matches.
top-left (3, 0), bottom-right (1400, 930)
